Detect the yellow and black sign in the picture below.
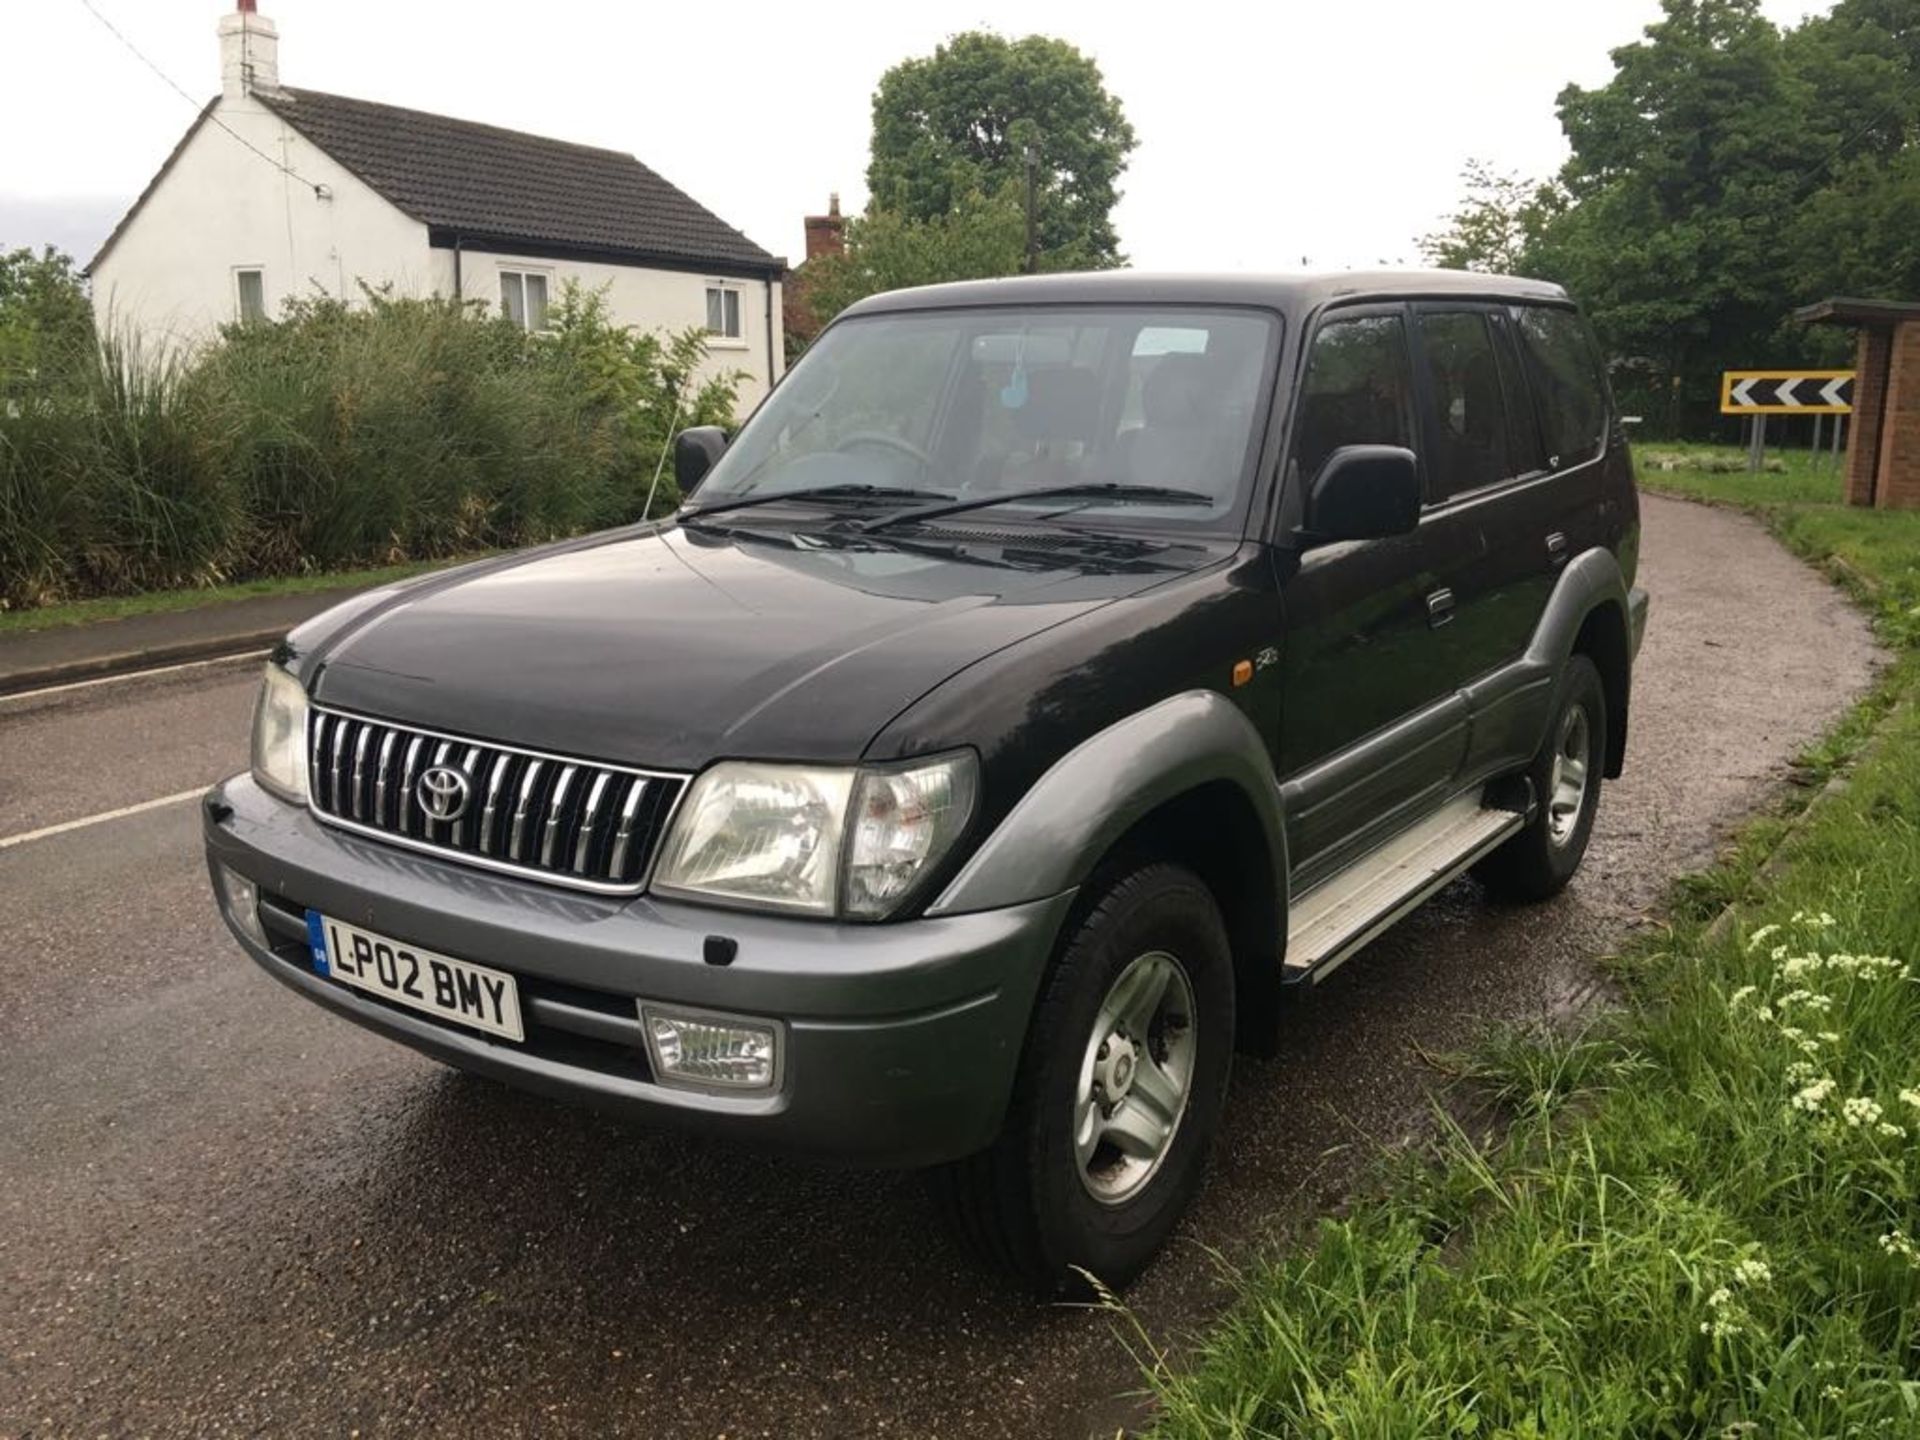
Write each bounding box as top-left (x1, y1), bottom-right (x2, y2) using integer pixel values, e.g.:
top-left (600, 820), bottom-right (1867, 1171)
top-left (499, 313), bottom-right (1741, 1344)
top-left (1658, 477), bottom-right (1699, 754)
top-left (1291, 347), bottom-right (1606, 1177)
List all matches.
top-left (1720, 370), bottom-right (1854, 415)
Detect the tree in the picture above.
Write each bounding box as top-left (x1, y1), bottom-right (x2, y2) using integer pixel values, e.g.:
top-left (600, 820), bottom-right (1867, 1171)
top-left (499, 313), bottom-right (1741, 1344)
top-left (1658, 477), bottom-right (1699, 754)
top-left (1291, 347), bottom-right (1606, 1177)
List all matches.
top-left (866, 32), bottom-right (1137, 269)
top-left (1419, 162), bottom-right (1563, 274)
top-left (0, 246), bottom-right (95, 398)
top-left (798, 188), bottom-right (1029, 326)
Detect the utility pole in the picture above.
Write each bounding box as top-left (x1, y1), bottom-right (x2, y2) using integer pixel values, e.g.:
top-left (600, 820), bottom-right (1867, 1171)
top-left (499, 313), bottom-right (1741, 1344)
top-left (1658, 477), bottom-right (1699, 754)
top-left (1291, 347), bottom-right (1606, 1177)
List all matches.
top-left (1023, 140), bottom-right (1039, 275)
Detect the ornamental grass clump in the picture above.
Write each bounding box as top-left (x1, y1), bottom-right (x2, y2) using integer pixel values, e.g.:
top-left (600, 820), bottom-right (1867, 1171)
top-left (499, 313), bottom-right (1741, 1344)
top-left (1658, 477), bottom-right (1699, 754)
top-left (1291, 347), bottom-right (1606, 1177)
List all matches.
top-left (0, 281), bottom-right (741, 610)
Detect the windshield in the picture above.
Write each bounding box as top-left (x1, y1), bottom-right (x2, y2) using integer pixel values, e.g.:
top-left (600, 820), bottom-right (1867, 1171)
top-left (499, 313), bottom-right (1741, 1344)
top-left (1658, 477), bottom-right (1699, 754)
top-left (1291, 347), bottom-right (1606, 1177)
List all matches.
top-left (693, 306), bottom-right (1280, 531)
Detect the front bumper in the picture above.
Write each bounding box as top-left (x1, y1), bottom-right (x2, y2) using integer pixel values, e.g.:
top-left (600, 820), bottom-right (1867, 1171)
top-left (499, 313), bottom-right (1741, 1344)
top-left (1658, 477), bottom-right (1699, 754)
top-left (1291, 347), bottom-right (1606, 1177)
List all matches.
top-left (204, 775), bottom-right (1072, 1166)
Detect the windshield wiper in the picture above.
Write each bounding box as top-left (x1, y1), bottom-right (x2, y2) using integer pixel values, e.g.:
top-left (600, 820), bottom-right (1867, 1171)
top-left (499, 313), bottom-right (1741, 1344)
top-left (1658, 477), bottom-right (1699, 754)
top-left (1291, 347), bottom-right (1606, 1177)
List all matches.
top-left (859, 483), bottom-right (1214, 533)
top-left (680, 482), bottom-right (952, 522)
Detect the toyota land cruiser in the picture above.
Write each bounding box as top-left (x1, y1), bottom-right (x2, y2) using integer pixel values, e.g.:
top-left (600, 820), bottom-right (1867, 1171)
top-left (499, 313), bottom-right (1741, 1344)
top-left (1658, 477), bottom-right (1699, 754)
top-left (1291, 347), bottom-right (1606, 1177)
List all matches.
top-left (206, 270), bottom-right (1648, 1291)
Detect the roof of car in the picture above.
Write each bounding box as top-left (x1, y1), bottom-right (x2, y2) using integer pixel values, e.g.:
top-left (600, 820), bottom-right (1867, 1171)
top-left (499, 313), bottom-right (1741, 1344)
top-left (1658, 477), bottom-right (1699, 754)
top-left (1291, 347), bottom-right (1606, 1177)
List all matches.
top-left (841, 268), bottom-right (1571, 319)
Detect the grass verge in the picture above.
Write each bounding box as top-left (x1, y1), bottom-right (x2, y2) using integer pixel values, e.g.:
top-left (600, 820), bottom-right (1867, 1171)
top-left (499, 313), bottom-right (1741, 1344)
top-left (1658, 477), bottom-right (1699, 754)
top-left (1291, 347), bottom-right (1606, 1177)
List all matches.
top-left (0, 554), bottom-right (487, 636)
top-left (1135, 452), bottom-right (1920, 1436)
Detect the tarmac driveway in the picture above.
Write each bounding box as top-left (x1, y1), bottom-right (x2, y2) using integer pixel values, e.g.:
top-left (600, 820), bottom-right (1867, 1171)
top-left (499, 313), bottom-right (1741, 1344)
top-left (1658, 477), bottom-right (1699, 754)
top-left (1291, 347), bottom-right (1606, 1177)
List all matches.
top-left (0, 493), bottom-right (1882, 1438)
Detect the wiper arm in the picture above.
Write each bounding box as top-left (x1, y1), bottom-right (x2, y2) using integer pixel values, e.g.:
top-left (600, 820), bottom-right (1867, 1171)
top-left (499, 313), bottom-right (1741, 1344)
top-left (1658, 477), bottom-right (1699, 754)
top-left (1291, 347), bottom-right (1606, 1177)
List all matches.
top-left (680, 483), bottom-right (950, 522)
top-left (860, 483), bottom-right (1214, 533)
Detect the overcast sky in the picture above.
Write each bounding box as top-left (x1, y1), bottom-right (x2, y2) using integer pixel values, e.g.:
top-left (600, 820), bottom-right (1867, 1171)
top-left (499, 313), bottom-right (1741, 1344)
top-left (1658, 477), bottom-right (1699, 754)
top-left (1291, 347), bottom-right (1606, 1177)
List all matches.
top-left (2, 0), bottom-right (1828, 273)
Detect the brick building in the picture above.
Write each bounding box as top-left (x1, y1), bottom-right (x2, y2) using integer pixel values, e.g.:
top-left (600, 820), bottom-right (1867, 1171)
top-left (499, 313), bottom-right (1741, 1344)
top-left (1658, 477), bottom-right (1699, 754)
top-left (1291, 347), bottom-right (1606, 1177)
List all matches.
top-left (1797, 297), bottom-right (1920, 510)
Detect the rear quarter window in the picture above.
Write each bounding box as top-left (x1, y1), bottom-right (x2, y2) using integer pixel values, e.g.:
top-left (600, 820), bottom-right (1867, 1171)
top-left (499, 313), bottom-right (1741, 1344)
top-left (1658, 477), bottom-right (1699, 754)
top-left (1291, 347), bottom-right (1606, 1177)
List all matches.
top-left (1513, 306), bottom-right (1607, 470)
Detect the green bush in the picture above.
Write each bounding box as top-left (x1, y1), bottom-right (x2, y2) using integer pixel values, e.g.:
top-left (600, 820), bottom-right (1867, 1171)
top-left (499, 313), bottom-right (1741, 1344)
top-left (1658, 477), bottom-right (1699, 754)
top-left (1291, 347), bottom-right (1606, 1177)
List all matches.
top-left (0, 279), bottom-right (742, 610)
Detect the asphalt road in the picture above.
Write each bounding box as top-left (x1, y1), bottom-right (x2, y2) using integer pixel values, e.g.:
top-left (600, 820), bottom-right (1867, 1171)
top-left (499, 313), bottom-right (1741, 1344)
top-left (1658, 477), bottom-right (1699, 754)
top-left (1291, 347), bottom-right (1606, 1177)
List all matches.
top-left (0, 494), bottom-right (1883, 1440)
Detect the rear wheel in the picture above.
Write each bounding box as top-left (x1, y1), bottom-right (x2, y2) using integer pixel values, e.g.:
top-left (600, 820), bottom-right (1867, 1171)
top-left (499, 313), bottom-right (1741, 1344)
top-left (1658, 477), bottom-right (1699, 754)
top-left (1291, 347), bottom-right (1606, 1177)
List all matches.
top-left (1477, 653), bottom-right (1606, 902)
top-left (934, 863), bottom-right (1234, 1295)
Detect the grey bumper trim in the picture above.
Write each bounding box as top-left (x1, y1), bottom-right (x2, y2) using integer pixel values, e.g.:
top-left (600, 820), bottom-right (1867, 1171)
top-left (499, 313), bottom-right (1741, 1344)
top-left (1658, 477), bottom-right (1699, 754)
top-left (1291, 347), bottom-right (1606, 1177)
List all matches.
top-left (206, 774), bottom-right (1072, 1165)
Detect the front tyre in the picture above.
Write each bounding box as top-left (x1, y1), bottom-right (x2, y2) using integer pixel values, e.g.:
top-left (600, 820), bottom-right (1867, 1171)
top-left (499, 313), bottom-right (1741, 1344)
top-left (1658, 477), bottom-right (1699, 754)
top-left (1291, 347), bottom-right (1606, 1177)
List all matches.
top-left (934, 863), bottom-right (1234, 1295)
top-left (1476, 653), bottom-right (1607, 902)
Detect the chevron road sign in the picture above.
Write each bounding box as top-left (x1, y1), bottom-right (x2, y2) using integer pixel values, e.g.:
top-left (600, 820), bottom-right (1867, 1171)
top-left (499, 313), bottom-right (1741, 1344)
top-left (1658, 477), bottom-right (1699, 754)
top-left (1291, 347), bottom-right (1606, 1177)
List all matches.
top-left (1721, 369), bottom-right (1854, 414)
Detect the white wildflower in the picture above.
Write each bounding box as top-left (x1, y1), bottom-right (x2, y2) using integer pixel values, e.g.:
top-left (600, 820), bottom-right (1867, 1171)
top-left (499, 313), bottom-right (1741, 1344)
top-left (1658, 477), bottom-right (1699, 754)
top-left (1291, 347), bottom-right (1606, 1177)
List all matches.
top-left (1786, 1061), bottom-right (1817, 1084)
top-left (1819, 1031), bottom-right (1841, 1044)
top-left (1877, 1121), bottom-right (1907, 1139)
top-left (1818, 912), bottom-right (1837, 928)
top-left (1756, 1006), bottom-right (1776, 1023)
top-left (1879, 1231), bottom-right (1920, 1268)
top-left (1707, 1286), bottom-right (1733, 1308)
top-left (1730, 984), bottom-right (1758, 1008)
top-left (1792, 1079), bottom-right (1837, 1112)
top-left (1779, 1025), bottom-right (1806, 1042)
top-left (1843, 1096), bottom-right (1884, 1128)
top-left (1780, 955), bottom-right (1819, 980)
top-left (1899, 1088), bottom-right (1920, 1112)
top-left (1824, 1384), bottom-right (1846, 1401)
top-left (1732, 1258), bottom-right (1772, 1286)
top-left (1746, 924), bottom-right (1781, 951)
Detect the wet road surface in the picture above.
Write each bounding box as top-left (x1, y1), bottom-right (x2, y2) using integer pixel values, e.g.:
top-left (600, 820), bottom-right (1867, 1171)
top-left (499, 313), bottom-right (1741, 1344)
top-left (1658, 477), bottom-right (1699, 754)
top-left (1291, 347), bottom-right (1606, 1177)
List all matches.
top-left (0, 495), bottom-right (1883, 1438)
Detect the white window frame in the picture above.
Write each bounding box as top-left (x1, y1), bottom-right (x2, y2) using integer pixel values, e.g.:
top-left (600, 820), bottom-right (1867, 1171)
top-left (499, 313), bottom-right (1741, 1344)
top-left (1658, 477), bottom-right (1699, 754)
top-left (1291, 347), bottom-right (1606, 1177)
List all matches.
top-left (499, 267), bottom-right (553, 332)
top-left (233, 265), bottom-right (267, 324)
top-left (705, 282), bottom-right (746, 345)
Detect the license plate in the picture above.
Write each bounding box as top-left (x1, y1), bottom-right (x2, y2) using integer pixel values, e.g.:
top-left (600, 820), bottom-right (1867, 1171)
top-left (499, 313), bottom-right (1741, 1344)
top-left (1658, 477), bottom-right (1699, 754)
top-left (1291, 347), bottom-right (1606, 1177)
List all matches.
top-left (304, 912), bottom-right (525, 1042)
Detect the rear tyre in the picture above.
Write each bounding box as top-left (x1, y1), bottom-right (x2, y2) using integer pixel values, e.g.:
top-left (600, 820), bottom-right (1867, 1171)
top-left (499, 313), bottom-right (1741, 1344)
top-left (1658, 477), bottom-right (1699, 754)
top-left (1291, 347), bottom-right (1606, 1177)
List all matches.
top-left (1476, 653), bottom-right (1606, 902)
top-left (933, 863), bottom-right (1234, 1296)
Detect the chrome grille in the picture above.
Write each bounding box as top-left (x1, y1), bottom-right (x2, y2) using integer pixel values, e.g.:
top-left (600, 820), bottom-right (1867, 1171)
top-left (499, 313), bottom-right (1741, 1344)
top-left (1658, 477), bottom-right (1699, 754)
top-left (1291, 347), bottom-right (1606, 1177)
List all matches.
top-left (306, 707), bottom-right (684, 894)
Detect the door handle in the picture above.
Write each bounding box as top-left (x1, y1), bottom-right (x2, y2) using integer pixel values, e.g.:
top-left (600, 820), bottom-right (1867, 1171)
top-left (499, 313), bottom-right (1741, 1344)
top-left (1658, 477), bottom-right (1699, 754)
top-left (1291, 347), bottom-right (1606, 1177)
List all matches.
top-left (1426, 587), bottom-right (1455, 628)
top-left (1546, 532), bottom-right (1570, 567)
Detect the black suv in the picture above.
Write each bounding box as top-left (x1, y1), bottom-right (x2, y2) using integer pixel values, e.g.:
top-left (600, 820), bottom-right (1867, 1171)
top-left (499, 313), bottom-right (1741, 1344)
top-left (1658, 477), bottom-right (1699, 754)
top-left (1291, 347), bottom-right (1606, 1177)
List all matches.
top-left (207, 270), bottom-right (1647, 1291)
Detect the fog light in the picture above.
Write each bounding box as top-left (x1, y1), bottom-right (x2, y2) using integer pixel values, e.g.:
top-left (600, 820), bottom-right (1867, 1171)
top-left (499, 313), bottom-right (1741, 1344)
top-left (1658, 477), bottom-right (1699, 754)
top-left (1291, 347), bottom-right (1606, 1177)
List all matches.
top-left (640, 1006), bottom-right (779, 1091)
top-left (215, 864), bottom-right (266, 946)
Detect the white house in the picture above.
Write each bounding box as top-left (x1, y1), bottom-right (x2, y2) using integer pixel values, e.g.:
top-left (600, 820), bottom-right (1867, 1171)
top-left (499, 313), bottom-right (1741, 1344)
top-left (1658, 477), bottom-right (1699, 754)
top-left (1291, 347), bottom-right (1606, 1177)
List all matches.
top-left (88, 1), bottom-right (786, 406)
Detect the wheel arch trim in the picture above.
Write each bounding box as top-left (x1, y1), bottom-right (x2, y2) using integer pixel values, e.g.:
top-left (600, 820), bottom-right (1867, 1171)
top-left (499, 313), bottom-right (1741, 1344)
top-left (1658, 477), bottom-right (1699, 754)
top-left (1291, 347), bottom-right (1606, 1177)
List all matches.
top-left (927, 691), bottom-right (1288, 919)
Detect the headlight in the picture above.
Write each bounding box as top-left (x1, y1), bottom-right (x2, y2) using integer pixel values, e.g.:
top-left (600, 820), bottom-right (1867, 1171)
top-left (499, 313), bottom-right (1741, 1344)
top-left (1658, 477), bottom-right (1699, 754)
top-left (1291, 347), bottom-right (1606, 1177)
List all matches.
top-left (250, 662), bottom-right (309, 803)
top-left (652, 753), bottom-right (976, 919)
top-left (652, 763), bottom-right (853, 915)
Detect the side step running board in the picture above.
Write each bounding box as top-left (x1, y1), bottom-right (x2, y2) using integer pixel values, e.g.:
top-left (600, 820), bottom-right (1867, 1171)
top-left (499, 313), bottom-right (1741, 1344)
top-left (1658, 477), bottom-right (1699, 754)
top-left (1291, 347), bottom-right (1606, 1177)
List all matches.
top-left (1283, 793), bottom-right (1524, 985)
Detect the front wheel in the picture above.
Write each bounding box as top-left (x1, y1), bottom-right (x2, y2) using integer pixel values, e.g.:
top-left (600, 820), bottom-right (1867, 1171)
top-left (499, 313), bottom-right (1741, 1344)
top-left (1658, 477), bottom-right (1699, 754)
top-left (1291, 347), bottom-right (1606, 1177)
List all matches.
top-left (933, 863), bottom-right (1234, 1295)
top-left (1476, 653), bottom-right (1607, 902)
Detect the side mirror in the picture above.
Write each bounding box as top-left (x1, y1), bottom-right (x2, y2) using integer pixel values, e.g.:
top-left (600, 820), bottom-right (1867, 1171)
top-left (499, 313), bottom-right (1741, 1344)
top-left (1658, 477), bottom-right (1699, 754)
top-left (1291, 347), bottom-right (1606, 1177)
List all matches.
top-left (674, 426), bottom-right (729, 496)
top-left (1298, 445), bottom-right (1420, 545)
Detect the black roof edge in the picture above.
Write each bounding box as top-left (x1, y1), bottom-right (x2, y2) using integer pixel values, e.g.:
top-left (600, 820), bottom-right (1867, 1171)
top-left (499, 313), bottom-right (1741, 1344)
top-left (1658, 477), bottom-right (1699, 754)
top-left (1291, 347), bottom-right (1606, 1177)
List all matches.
top-left (1795, 296), bottom-right (1920, 328)
top-left (429, 229), bottom-right (785, 282)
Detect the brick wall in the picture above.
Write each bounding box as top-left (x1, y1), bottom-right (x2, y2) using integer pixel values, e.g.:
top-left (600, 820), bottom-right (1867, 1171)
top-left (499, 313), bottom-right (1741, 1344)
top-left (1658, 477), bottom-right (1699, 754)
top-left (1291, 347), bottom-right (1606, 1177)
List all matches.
top-left (1875, 320), bottom-right (1920, 510)
top-left (1846, 327), bottom-right (1890, 506)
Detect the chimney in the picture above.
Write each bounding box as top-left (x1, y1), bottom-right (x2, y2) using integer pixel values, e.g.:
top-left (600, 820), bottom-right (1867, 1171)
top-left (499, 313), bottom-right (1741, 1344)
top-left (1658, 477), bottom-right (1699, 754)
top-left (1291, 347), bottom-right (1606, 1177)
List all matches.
top-left (803, 193), bottom-right (845, 263)
top-left (219, 0), bottom-right (280, 100)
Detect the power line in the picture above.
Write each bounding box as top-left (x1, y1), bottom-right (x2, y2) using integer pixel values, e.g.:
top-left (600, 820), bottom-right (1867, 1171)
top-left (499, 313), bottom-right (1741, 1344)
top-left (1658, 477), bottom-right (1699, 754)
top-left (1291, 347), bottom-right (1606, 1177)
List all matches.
top-left (74, 0), bottom-right (326, 198)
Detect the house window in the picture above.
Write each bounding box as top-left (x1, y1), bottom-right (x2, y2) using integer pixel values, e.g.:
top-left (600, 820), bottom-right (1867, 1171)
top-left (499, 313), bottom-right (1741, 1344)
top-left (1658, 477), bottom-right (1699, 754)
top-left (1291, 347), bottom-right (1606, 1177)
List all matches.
top-left (705, 285), bottom-right (742, 340)
top-left (500, 270), bottom-right (549, 331)
top-left (235, 268), bottom-right (267, 324)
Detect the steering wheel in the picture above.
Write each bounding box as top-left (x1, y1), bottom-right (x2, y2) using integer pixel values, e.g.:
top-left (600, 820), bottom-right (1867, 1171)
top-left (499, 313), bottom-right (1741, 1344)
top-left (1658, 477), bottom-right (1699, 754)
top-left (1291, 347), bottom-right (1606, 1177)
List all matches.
top-left (836, 431), bottom-right (933, 468)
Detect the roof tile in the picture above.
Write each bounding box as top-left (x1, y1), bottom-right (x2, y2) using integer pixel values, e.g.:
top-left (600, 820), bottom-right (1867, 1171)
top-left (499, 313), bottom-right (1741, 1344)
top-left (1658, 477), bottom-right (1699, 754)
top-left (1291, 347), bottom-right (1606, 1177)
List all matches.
top-left (259, 87), bottom-right (780, 274)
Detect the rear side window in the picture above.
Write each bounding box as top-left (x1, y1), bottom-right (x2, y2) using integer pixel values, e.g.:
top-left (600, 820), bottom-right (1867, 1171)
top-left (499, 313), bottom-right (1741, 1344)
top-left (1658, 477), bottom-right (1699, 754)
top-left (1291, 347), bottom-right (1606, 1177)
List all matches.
top-left (1292, 314), bottom-right (1415, 483)
top-left (1513, 306), bottom-right (1607, 470)
top-left (1416, 310), bottom-right (1511, 499)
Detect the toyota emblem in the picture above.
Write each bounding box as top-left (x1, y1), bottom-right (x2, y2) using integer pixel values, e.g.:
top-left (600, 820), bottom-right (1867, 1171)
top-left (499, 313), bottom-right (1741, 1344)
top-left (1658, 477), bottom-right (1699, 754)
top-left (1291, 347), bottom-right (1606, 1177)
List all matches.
top-left (417, 765), bottom-right (472, 822)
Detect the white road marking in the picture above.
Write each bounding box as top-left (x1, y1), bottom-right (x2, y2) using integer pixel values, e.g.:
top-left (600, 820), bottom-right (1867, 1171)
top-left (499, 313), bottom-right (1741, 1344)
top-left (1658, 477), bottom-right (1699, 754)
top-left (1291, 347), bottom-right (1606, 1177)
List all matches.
top-left (0, 650), bottom-right (266, 707)
top-left (0, 788), bottom-right (206, 851)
